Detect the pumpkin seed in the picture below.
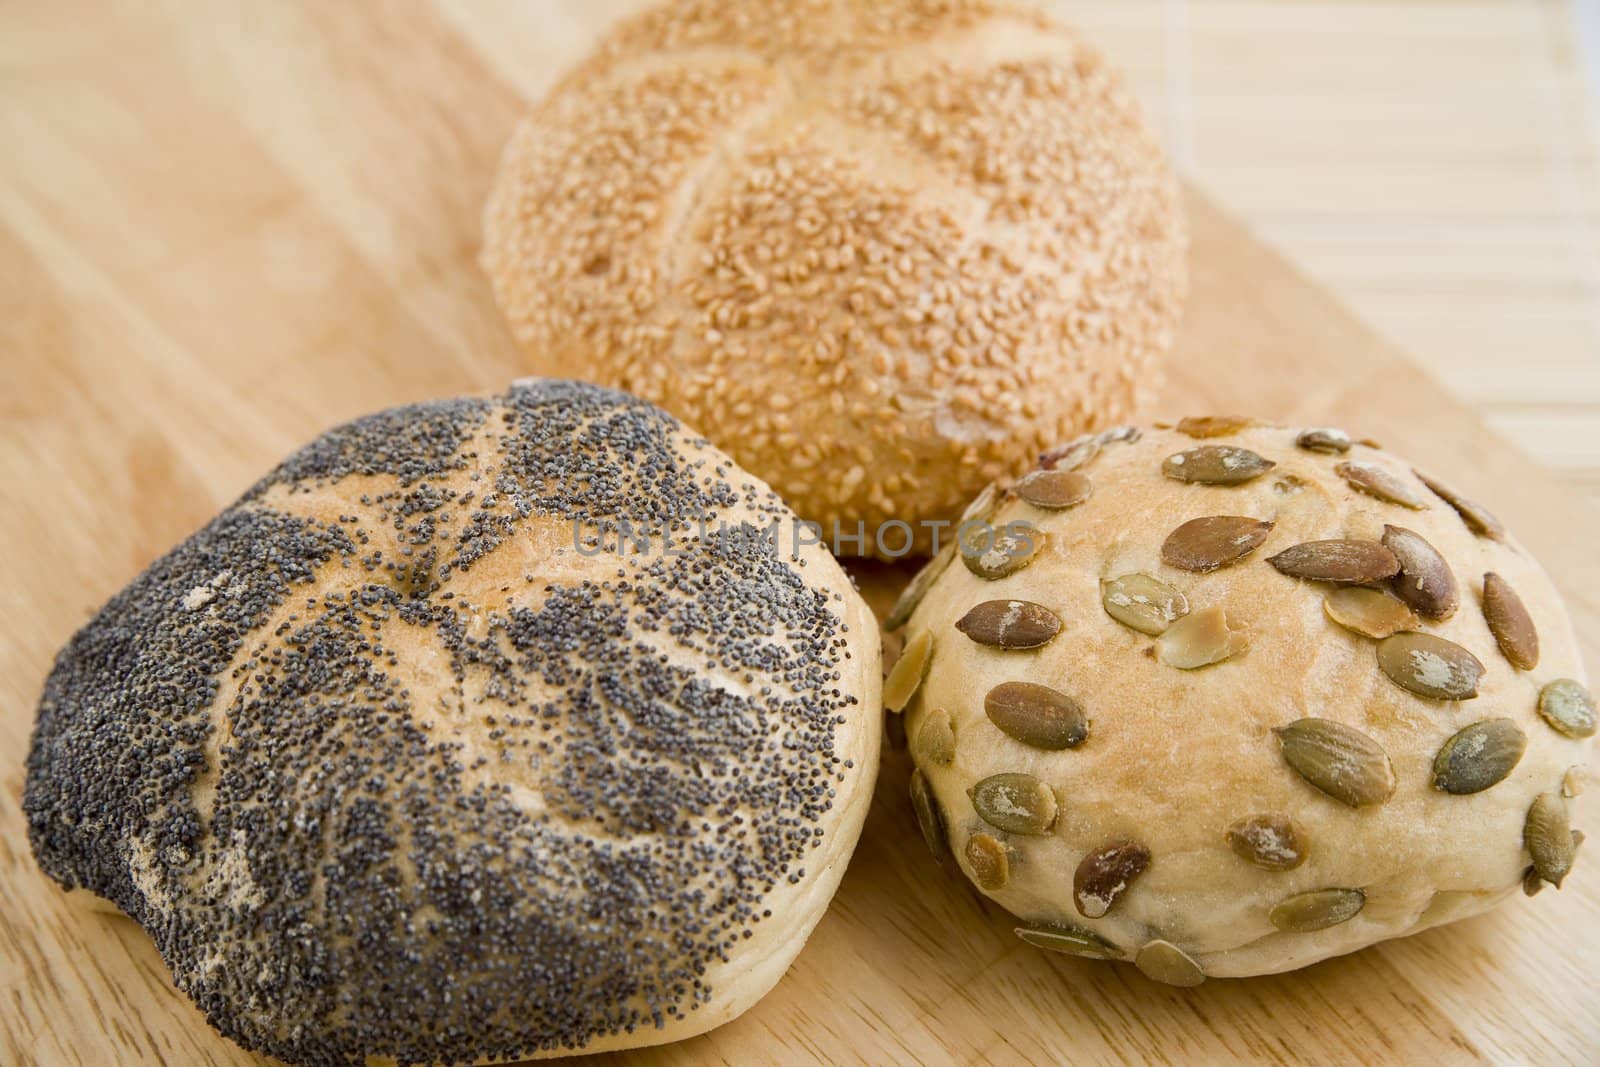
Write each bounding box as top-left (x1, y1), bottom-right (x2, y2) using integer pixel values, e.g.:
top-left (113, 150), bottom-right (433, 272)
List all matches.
top-left (1563, 766), bottom-right (1585, 798)
top-left (1432, 718), bottom-right (1526, 794)
top-left (985, 681), bottom-right (1089, 750)
top-left (886, 539), bottom-right (954, 631)
top-left (1269, 888), bottom-right (1365, 932)
top-left (1482, 572), bottom-right (1538, 670)
top-left (1015, 469), bottom-right (1092, 510)
top-left (961, 482), bottom-right (1003, 525)
top-left (955, 599), bottom-right (1062, 650)
top-left (1421, 889), bottom-right (1489, 925)
top-left (1102, 425), bottom-right (1142, 445)
top-left (883, 630), bottom-right (933, 713)
top-left (1537, 679), bottom-right (1597, 739)
top-left (1016, 923), bottom-right (1122, 960)
top-left (1177, 415), bottom-right (1259, 438)
top-left (1381, 525), bottom-right (1458, 620)
top-left (965, 833), bottom-right (1010, 890)
top-left (1276, 718), bottom-right (1397, 807)
top-left (1039, 426), bottom-right (1141, 472)
top-left (909, 769), bottom-right (946, 861)
top-left (1337, 461), bottom-right (1429, 509)
top-left (969, 772), bottom-right (1058, 835)
top-left (1135, 940), bottom-right (1205, 987)
top-left (962, 521), bottom-right (1046, 580)
top-left (1101, 573), bottom-right (1190, 635)
top-left (1376, 632), bottom-right (1484, 700)
top-left (1296, 427), bottom-right (1353, 454)
top-left (1267, 539), bottom-right (1400, 584)
top-left (1157, 606), bottom-right (1248, 669)
top-left (914, 707), bottom-right (956, 766)
top-left (1414, 470), bottom-right (1505, 540)
top-left (1039, 437), bottom-right (1099, 472)
top-left (1323, 587), bottom-right (1418, 639)
top-left (1162, 445), bottom-right (1276, 485)
top-left (1226, 814), bottom-right (1307, 871)
top-left (1525, 792), bottom-right (1575, 888)
top-left (1161, 516), bottom-right (1274, 572)
top-left (1074, 841), bottom-right (1151, 918)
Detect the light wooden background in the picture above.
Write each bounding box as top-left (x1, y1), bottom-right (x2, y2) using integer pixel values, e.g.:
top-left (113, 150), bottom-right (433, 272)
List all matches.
top-left (3, 2), bottom-right (1599, 1066)
top-left (1055, 0), bottom-right (1600, 507)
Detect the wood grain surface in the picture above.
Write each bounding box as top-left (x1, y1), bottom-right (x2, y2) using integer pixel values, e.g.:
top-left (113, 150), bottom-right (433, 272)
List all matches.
top-left (2, 3), bottom-right (1597, 1065)
top-left (1049, 0), bottom-right (1600, 507)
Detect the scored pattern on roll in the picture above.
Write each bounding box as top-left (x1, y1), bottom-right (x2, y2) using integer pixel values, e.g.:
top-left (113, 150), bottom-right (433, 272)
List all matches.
top-left (24, 379), bottom-right (880, 1065)
top-left (482, 0), bottom-right (1187, 555)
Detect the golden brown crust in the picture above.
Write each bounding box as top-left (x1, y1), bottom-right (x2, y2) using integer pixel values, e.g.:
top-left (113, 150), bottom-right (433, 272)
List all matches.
top-left (482, 0), bottom-right (1186, 555)
top-left (901, 422), bottom-right (1590, 979)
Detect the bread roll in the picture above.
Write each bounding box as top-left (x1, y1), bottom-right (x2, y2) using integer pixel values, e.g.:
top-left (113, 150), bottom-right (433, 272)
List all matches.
top-left (25, 379), bottom-right (881, 1064)
top-left (482, 0), bottom-right (1186, 556)
top-left (894, 419), bottom-right (1590, 981)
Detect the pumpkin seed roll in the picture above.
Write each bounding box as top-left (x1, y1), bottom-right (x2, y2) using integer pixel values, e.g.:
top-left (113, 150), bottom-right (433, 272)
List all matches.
top-left (25, 379), bottom-right (881, 1065)
top-left (894, 419), bottom-right (1591, 981)
top-left (482, 0), bottom-right (1186, 556)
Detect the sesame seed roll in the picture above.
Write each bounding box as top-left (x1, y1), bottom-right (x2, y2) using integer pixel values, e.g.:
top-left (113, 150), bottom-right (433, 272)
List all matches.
top-left (482, 0), bottom-right (1187, 556)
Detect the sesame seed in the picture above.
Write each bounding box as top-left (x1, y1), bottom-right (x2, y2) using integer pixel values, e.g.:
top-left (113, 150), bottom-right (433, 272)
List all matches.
top-left (481, 0), bottom-right (1185, 554)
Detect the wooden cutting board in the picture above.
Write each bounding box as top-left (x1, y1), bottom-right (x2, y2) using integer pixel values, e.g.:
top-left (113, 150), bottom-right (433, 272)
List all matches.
top-left (2, 3), bottom-right (1596, 1065)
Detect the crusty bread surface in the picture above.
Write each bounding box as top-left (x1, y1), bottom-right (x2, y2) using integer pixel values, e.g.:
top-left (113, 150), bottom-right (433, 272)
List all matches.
top-left (899, 420), bottom-right (1590, 980)
top-left (483, 0), bottom-right (1187, 555)
top-left (25, 379), bottom-right (881, 1065)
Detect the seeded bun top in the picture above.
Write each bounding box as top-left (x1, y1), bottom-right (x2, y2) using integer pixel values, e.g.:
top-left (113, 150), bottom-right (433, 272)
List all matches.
top-left (25, 379), bottom-right (881, 1066)
top-left (894, 419), bottom-right (1590, 981)
top-left (482, 0), bottom-right (1186, 556)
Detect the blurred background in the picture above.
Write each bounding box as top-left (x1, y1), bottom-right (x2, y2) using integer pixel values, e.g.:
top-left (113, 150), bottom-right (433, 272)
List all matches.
top-left (1052, 0), bottom-right (1600, 510)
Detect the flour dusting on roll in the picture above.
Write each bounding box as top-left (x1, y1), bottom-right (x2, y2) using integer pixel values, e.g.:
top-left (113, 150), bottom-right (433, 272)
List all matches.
top-left (896, 418), bottom-right (1590, 982)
